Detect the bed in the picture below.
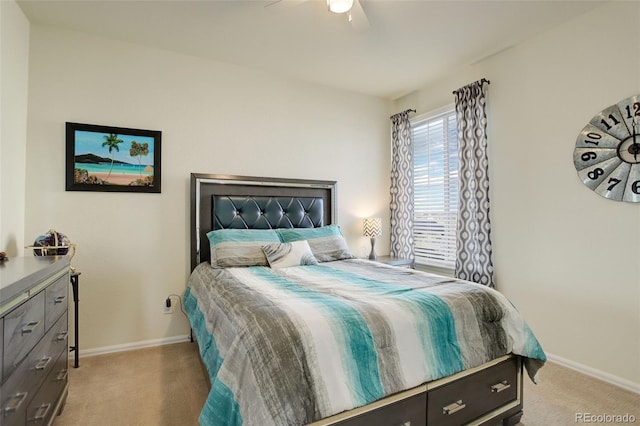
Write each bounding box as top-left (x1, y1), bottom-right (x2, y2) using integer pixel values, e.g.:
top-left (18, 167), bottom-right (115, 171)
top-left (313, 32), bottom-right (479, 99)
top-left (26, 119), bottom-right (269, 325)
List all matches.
top-left (184, 173), bottom-right (546, 426)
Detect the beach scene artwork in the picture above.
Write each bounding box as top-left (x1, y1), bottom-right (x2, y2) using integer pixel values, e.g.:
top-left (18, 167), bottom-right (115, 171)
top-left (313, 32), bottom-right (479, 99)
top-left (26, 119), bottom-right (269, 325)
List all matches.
top-left (66, 122), bottom-right (162, 193)
top-left (74, 130), bottom-right (155, 186)
top-left (66, 122), bottom-right (161, 193)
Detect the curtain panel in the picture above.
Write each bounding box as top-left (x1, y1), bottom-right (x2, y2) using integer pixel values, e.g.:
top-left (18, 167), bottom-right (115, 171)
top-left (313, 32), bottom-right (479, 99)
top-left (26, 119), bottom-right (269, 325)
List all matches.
top-left (453, 79), bottom-right (495, 287)
top-left (389, 110), bottom-right (414, 261)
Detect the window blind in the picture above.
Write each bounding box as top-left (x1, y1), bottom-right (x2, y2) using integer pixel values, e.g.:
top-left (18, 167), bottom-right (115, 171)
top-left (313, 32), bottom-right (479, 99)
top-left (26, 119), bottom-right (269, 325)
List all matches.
top-left (412, 110), bottom-right (458, 270)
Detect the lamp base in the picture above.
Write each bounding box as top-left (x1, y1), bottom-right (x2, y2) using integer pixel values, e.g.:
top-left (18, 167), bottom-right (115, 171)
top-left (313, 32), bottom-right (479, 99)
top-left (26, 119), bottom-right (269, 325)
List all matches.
top-left (368, 237), bottom-right (377, 261)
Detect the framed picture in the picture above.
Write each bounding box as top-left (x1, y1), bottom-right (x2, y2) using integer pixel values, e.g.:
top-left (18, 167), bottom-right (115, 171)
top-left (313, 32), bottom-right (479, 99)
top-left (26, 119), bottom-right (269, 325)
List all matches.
top-left (66, 122), bottom-right (161, 193)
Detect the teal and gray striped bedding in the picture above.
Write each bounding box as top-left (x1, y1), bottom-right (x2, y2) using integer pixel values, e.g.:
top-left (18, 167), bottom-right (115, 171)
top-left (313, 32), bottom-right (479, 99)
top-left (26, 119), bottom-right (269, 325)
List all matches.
top-left (184, 259), bottom-right (545, 426)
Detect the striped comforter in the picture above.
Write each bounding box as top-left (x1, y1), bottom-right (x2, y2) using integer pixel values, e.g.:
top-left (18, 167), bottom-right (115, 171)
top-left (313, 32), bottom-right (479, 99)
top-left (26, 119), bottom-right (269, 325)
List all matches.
top-left (184, 259), bottom-right (546, 426)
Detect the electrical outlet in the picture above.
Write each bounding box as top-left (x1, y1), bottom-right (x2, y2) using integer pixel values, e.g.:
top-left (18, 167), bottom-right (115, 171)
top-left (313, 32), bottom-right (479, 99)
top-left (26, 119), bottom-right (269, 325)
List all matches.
top-left (164, 297), bottom-right (174, 314)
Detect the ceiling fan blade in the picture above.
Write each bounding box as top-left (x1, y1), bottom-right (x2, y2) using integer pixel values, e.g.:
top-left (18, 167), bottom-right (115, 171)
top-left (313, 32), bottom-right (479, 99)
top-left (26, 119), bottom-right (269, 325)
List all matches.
top-left (349, 0), bottom-right (370, 31)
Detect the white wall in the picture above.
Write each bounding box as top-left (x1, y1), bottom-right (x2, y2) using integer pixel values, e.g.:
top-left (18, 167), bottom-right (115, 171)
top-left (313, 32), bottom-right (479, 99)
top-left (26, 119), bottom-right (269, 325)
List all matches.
top-left (18, 0), bottom-right (639, 391)
top-left (396, 1), bottom-right (640, 388)
top-left (25, 26), bottom-right (391, 351)
top-left (0, 0), bottom-right (29, 257)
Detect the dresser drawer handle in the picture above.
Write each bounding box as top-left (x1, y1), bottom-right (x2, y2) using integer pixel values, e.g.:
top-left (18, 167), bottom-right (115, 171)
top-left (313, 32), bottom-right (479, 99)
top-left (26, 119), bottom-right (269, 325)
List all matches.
top-left (34, 356), bottom-right (52, 371)
top-left (2, 392), bottom-right (28, 415)
top-left (21, 321), bottom-right (40, 334)
top-left (443, 400), bottom-right (466, 415)
top-left (55, 331), bottom-right (69, 342)
top-left (28, 403), bottom-right (51, 423)
top-left (491, 381), bottom-right (511, 393)
top-left (54, 295), bottom-right (66, 304)
top-left (56, 368), bottom-right (69, 382)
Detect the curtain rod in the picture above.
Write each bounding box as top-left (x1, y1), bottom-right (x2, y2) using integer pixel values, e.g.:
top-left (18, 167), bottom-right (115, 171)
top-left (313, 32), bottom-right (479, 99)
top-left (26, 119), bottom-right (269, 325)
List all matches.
top-left (452, 78), bottom-right (490, 94)
top-left (389, 109), bottom-right (416, 119)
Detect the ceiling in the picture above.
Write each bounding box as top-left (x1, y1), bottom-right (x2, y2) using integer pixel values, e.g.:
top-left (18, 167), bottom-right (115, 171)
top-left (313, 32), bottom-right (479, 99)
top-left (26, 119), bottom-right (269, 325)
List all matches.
top-left (17, 0), bottom-right (604, 100)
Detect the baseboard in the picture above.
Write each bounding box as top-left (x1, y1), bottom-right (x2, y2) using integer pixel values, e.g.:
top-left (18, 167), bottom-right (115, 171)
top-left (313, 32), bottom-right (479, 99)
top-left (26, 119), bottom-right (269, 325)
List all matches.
top-left (79, 334), bottom-right (191, 358)
top-left (546, 352), bottom-right (640, 394)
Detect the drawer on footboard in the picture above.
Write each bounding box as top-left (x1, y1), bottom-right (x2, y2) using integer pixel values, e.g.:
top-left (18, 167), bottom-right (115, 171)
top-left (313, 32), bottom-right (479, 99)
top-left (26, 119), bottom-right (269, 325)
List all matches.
top-left (335, 392), bottom-right (426, 426)
top-left (427, 356), bottom-right (519, 426)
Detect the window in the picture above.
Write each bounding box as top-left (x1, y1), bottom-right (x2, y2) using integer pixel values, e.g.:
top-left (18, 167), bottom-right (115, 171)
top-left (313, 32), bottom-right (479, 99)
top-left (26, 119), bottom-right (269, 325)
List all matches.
top-left (412, 109), bottom-right (458, 271)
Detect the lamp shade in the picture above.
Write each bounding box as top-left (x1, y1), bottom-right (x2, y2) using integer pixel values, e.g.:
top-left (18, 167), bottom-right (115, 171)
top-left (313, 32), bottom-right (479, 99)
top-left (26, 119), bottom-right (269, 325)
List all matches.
top-left (363, 218), bottom-right (382, 238)
top-left (327, 0), bottom-right (354, 14)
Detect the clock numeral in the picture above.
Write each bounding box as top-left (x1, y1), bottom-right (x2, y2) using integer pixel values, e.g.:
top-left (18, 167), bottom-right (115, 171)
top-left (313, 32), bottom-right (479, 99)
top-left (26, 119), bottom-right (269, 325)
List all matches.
top-left (581, 152), bottom-right (597, 162)
top-left (587, 168), bottom-right (604, 180)
top-left (606, 178), bottom-right (621, 191)
top-left (624, 102), bottom-right (640, 119)
top-left (600, 114), bottom-right (621, 131)
top-left (583, 132), bottom-right (602, 146)
top-left (633, 180), bottom-right (640, 195)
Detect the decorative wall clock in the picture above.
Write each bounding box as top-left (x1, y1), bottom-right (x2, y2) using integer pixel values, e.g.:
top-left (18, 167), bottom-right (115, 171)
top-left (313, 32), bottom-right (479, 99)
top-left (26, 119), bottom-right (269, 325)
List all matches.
top-left (573, 94), bottom-right (640, 202)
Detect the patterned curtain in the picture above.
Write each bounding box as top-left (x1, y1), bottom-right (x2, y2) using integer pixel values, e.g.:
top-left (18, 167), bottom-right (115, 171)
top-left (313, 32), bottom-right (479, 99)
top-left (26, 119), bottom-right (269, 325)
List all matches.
top-left (453, 79), bottom-right (494, 287)
top-left (389, 110), bottom-right (415, 260)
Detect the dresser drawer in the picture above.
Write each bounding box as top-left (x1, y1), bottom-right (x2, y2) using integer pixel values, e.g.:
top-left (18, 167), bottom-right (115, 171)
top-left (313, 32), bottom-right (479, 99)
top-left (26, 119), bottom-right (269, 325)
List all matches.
top-left (1, 312), bottom-right (69, 425)
top-left (427, 357), bottom-right (518, 426)
top-left (44, 313), bottom-right (69, 364)
top-left (3, 292), bottom-right (45, 379)
top-left (336, 392), bottom-right (426, 426)
top-left (44, 273), bottom-right (68, 331)
top-left (34, 312), bottom-right (69, 382)
top-left (0, 390), bottom-right (27, 426)
top-left (25, 349), bottom-right (68, 426)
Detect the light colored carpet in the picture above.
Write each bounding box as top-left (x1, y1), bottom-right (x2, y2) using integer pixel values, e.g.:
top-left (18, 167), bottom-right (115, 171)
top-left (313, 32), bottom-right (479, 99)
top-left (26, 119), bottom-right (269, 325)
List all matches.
top-left (55, 342), bottom-right (208, 426)
top-left (521, 362), bottom-right (638, 425)
top-left (54, 342), bottom-right (639, 425)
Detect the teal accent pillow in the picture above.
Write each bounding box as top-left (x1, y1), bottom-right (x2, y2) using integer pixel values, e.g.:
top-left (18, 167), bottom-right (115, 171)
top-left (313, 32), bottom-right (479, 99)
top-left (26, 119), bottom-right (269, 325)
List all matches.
top-left (206, 229), bottom-right (280, 268)
top-left (262, 240), bottom-right (318, 269)
top-left (276, 225), bottom-right (354, 262)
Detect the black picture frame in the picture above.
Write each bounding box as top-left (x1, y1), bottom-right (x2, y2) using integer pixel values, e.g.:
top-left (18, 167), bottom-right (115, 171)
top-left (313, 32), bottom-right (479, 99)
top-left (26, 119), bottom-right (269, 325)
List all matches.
top-left (65, 122), bottom-right (161, 193)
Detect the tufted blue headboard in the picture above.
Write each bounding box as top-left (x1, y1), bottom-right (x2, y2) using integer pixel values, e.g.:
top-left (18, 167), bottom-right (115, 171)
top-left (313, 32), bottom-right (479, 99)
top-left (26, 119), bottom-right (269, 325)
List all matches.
top-left (212, 196), bottom-right (324, 230)
top-left (190, 174), bottom-right (336, 271)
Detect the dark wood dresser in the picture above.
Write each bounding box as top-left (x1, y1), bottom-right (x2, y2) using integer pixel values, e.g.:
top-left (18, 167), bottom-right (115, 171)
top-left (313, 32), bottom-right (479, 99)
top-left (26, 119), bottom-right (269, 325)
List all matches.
top-left (1, 256), bottom-right (70, 426)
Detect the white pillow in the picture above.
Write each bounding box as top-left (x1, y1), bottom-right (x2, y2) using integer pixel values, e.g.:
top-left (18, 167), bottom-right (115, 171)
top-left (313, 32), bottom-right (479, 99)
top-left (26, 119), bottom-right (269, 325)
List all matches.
top-left (262, 240), bottom-right (318, 269)
top-left (276, 225), bottom-right (354, 262)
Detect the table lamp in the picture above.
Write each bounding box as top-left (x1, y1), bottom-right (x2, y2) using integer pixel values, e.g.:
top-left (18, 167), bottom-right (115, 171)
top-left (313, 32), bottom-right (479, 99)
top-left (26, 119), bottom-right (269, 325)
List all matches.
top-left (363, 217), bottom-right (382, 260)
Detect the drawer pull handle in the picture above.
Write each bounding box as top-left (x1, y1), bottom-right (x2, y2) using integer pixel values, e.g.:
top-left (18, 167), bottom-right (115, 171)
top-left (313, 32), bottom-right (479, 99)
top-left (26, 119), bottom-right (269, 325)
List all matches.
top-left (34, 356), bottom-right (52, 371)
top-left (54, 295), bottom-right (66, 304)
top-left (21, 321), bottom-right (40, 334)
top-left (28, 403), bottom-right (51, 423)
top-left (56, 331), bottom-right (69, 342)
top-left (443, 400), bottom-right (466, 415)
top-left (491, 381), bottom-right (511, 393)
top-left (56, 368), bottom-right (69, 382)
top-left (2, 392), bottom-right (28, 415)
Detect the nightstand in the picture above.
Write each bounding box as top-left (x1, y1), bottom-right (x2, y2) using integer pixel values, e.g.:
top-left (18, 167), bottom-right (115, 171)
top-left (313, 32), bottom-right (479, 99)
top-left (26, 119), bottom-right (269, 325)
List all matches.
top-left (375, 256), bottom-right (414, 268)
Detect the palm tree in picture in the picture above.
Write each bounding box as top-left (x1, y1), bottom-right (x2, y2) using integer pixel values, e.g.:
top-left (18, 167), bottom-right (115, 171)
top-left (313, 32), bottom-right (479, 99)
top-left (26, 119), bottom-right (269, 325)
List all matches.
top-left (101, 133), bottom-right (124, 182)
top-left (129, 141), bottom-right (149, 178)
